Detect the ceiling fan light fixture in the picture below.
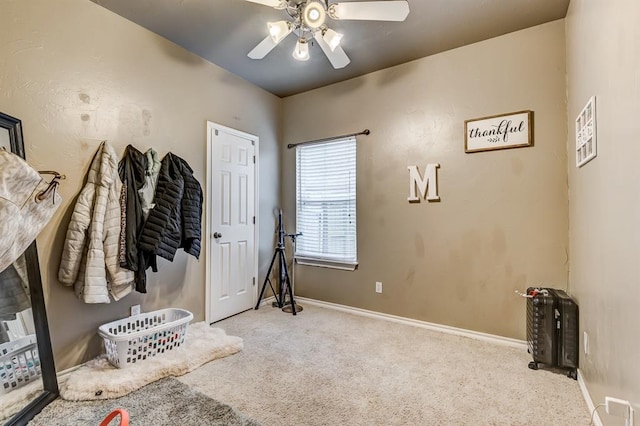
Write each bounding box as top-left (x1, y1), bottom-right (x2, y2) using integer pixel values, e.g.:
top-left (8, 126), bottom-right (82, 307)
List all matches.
top-left (292, 38), bottom-right (310, 61)
top-left (322, 28), bottom-right (343, 51)
top-left (303, 1), bottom-right (326, 29)
top-left (267, 20), bottom-right (292, 43)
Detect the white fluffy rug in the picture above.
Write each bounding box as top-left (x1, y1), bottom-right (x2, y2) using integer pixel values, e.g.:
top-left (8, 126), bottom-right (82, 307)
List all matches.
top-left (60, 322), bottom-right (242, 401)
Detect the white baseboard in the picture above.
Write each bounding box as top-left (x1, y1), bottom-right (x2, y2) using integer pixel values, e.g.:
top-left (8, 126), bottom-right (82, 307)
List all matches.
top-left (578, 369), bottom-right (603, 426)
top-left (57, 363), bottom-right (82, 380)
top-left (295, 297), bottom-right (527, 350)
top-left (259, 296), bottom-right (276, 307)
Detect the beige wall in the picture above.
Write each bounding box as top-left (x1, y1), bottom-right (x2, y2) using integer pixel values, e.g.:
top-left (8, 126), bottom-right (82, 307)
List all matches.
top-left (566, 0), bottom-right (640, 420)
top-left (0, 0), bottom-right (280, 370)
top-left (282, 21), bottom-right (568, 340)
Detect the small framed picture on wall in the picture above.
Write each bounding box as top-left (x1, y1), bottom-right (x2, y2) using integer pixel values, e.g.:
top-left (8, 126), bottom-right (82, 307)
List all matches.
top-left (575, 96), bottom-right (596, 167)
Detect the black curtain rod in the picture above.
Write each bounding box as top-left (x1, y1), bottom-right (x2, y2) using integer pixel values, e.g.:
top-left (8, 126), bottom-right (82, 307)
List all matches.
top-left (287, 129), bottom-right (370, 149)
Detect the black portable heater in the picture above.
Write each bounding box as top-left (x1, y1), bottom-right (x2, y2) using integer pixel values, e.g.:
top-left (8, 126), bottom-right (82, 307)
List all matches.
top-left (526, 287), bottom-right (579, 379)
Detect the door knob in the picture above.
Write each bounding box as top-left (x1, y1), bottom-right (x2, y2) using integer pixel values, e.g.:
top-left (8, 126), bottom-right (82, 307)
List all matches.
top-left (213, 232), bottom-right (222, 239)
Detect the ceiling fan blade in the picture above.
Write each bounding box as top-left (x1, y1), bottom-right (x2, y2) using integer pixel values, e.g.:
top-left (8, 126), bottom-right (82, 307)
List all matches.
top-left (314, 32), bottom-right (351, 69)
top-left (248, 35), bottom-right (279, 59)
top-left (248, 25), bottom-right (293, 59)
top-left (329, 1), bottom-right (410, 21)
top-left (243, 0), bottom-right (283, 7)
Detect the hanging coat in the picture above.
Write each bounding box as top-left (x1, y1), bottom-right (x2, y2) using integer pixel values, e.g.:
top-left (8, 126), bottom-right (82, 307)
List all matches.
top-left (0, 264), bottom-right (30, 321)
top-left (175, 155), bottom-right (203, 258)
top-left (139, 148), bottom-right (161, 220)
top-left (58, 142), bottom-right (135, 303)
top-left (118, 145), bottom-right (148, 292)
top-left (138, 153), bottom-right (203, 265)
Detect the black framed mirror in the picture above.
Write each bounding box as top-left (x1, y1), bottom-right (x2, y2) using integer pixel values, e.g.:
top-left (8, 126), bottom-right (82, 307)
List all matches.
top-left (0, 112), bottom-right (59, 426)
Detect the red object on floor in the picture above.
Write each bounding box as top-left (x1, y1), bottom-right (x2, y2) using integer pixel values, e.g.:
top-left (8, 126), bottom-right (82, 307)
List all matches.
top-left (99, 408), bottom-right (129, 426)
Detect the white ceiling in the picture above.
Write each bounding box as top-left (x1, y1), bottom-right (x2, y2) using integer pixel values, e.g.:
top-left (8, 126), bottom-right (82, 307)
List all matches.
top-left (91, 0), bottom-right (570, 98)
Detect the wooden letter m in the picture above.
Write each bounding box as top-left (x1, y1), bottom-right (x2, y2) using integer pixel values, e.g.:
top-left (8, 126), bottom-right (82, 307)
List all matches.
top-left (407, 164), bottom-right (440, 202)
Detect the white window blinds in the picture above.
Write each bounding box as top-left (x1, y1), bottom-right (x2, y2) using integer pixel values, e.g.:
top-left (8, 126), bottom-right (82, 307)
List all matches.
top-left (295, 137), bottom-right (357, 264)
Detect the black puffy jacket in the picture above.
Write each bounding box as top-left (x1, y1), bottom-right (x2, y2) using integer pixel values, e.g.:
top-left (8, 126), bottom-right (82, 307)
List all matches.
top-left (139, 153), bottom-right (202, 264)
top-left (176, 156), bottom-right (203, 258)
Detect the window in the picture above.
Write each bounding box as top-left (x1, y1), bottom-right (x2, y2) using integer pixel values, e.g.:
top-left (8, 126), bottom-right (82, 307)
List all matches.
top-left (295, 137), bottom-right (357, 270)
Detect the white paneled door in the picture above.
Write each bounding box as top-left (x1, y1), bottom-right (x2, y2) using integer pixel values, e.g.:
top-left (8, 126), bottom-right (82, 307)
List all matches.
top-left (208, 123), bottom-right (257, 323)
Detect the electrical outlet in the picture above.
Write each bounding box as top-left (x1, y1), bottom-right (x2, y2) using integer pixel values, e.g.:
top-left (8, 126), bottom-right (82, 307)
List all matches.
top-left (130, 305), bottom-right (141, 316)
top-left (375, 282), bottom-right (382, 293)
top-left (583, 331), bottom-right (589, 355)
top-left (605, 397), bottom-right (633, 425)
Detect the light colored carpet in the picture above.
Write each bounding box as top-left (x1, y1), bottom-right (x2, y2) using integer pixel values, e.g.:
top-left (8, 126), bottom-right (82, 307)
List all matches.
top-left (29, 377), bottom-right (260, 425)
top-left (61, 322), bottom-right (242, 400)
top-left (178, 304), bottom-right (591, 426)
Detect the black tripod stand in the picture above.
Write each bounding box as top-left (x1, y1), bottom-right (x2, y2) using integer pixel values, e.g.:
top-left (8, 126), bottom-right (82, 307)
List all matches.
top-left (255, 210), bottom-right (300, 315)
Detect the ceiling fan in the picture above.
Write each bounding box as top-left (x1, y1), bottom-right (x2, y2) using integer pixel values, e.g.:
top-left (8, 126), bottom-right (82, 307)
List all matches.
top-left (245, 0), bottom-right (410, 69)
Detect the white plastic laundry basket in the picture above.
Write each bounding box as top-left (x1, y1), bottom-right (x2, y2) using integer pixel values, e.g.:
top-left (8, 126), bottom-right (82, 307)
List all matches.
top-left (98, 308), bottom-right (193, 368)
top-left (0, 334), bottom-right (41, 395)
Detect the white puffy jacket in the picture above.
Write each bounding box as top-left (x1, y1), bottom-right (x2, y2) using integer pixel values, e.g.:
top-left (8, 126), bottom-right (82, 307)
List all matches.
top-left (58, 142), bottom-right (134, 303)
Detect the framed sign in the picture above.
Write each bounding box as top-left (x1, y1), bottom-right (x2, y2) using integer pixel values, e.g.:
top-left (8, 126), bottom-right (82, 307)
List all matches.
top-left (464, 110), bottom-right (533, 153)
